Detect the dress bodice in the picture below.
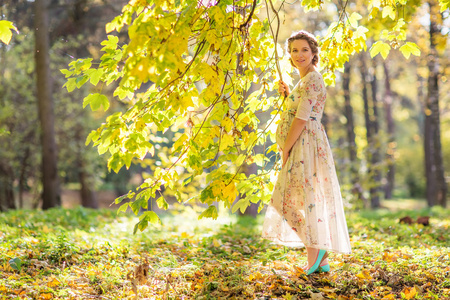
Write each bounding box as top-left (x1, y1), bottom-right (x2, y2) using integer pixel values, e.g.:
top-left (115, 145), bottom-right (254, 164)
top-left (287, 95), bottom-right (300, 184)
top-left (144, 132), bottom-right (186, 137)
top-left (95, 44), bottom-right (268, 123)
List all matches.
top-left (285, 71), bottom-right (327, 122)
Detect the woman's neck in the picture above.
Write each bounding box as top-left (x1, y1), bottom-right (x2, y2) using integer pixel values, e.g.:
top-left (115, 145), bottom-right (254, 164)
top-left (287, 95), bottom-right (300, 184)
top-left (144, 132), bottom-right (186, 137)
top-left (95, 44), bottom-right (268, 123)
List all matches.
top-left (298, 65), bottom-right (315, 78)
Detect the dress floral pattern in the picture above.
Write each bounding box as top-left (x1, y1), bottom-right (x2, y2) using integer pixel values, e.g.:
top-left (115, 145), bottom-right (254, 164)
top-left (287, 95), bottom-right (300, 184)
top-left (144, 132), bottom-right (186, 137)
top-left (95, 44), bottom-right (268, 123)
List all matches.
top-left (262, 71), bottom-right (352, 254)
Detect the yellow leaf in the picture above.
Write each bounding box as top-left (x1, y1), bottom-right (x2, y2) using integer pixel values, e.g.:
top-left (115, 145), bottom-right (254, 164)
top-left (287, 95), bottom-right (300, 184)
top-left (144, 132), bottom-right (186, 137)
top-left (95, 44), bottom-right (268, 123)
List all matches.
top-left (356, 269), bottom-right (372, 280)
top-left (220, 133), bottom-right (234, 151)
top-left (403, 286), bottom-right (417, 299)
top-left (382, 251), bottom-right (398, 262)
top-left (39, 293), bottom-right (54, 300)
top-left (0, 20), bottom-right (18, 45)
top-left (223, 181), bottom-right (237, 204)
top-left (381, 294), bottom-right (396, 300)
top-left (47, 277), bottom-right (60, 288)
top-left (211, 180), bottom-right (223, 197)
top-left (212, 238), bottom-right (222, 247)
top-left (382, 6), bottom-right (396, 20)
top-left (221, 117), bottom-right (233, 132)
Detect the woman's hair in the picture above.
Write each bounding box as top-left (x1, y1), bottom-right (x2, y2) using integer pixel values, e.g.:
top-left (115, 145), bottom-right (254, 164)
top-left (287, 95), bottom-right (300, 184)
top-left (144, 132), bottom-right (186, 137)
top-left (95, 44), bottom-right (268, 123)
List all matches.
top-left (286, 30), bottom-right (320, 67)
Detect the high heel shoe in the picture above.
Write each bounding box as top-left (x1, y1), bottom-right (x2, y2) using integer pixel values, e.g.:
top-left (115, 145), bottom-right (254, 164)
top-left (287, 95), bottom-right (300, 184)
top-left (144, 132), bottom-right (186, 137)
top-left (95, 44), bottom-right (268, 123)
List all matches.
top-left (306, 249), bottom-right (327, 275)
top-left (315, 263), bottom-right (330, 273)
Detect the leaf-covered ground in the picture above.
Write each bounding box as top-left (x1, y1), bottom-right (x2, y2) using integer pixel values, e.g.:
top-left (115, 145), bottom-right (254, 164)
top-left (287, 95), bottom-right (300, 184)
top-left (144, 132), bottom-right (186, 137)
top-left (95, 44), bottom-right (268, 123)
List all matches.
top-left (1, 203), bottom-right (449, 299)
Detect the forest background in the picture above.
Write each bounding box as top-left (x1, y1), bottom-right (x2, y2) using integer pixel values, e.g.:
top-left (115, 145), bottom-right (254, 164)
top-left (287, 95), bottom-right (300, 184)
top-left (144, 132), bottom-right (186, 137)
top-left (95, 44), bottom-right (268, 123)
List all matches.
top-left (0, 0), bottom-right (449, 299)
top-left (0, 0), bottom-right (448, 216)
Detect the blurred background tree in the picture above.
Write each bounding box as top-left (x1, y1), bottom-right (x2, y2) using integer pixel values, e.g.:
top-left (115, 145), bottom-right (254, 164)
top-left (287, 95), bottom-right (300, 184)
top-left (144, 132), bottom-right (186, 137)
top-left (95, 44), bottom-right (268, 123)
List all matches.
top-left (0, 0), bottom-right (448, 216)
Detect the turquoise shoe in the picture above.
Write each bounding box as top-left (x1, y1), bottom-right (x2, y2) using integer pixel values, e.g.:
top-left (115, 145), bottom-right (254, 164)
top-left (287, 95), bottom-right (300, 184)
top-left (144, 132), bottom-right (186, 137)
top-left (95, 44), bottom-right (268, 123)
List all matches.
top-left (315, 264), bottom-right (330, 273)
top-left (306, 249), bottom-right (327, 275)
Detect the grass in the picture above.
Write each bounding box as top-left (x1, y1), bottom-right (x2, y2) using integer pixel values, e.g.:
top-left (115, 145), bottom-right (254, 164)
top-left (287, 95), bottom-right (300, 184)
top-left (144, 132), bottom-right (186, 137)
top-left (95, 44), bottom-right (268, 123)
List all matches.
top-left (0, 203), bottom-right (449, 299)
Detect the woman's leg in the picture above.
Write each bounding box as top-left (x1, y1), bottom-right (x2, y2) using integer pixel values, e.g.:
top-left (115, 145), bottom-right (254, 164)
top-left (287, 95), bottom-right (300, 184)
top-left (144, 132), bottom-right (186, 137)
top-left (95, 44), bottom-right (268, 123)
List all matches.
top-left (306, 247), bottom-right (329, 269)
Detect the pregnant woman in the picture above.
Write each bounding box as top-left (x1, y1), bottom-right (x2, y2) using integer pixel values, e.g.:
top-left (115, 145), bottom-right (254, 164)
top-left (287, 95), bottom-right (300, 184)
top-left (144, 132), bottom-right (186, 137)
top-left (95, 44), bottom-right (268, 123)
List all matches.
top-left (262, 30), bottom-right (352, 275)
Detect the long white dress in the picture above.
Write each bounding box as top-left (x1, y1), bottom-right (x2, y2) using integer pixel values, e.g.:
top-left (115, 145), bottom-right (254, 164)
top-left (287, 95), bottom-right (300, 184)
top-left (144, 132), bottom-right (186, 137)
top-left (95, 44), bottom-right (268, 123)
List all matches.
top-left (262, 71), bottom-right (352, 254)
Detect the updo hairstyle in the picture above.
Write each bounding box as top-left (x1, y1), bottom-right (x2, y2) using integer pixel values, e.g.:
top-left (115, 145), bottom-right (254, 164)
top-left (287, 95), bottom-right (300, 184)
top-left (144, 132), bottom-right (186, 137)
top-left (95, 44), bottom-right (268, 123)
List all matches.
top-left (285, 30), bottom-right (320, 68)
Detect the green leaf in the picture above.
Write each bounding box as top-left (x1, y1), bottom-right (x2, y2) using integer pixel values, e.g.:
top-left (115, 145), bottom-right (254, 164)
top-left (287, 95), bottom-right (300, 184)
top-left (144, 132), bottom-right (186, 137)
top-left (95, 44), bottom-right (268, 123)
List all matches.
top-left (115, 194), bottom-right (129, 204)
top-left (117, 202), bottom-right (129, 214)
top-left (0, 20), bottom-right (18, 45)
top-left (83, 93), bottom-right (110, 111)
top-left (133, 211), bottom-right (161, 234)
top-left (108, 153), bottom-right (124, 173)
top-left (85, 130), bottom-right (100, 146)
top-left (232, 198), bottom-right (250, 214)
top-left (198, 205), bottom-right (218, 220)
top-left (156, 197), bottom-right (169, 210)
top-left (9, 258), bottom-right (22, 272)
top-left (86, 69), bottom-right (104, 86)
top-left (60, 68), bottom-right (73, 78)
top-left (64, 78), bottom-right (77, 92)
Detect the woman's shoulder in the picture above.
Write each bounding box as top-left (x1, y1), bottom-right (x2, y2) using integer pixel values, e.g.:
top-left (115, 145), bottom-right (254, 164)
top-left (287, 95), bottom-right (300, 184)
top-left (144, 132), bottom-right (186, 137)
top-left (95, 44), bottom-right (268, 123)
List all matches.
top-left (303, 70), bottom-right (323, 81)
top-left (301, 70), bottom-right (325, 89)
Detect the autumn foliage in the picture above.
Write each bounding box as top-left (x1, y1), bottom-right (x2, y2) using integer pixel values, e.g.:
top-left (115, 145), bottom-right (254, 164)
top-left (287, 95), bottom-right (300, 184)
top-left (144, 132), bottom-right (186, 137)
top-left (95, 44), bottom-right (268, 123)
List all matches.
top-left (1, 206), bottom-right (449, 298)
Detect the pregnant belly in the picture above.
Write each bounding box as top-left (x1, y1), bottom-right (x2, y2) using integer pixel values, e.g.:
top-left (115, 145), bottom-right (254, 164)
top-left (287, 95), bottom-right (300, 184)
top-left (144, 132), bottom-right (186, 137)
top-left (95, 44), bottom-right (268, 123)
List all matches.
top-left (276, 111), bottom-right (295, 148)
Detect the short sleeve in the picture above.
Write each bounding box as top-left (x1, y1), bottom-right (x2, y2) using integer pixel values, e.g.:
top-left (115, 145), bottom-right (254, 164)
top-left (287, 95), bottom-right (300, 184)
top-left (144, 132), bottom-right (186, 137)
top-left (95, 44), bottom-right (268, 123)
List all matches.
top-left (295, 72), bottom-right (322, 120)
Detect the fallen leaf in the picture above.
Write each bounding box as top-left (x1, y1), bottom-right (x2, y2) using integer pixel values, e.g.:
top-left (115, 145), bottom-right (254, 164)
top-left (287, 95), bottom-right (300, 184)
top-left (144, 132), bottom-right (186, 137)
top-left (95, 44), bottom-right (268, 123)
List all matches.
top-left (47, 277), bottom-right (61, 288)
top-left (212, 238), bottom-right (222, 247)
top-left (38, 293), bottom-right (53, 300)
top-left (402, 286), bottom-right (417, 299)
top-left (308, 290), bottom-right (325, 299)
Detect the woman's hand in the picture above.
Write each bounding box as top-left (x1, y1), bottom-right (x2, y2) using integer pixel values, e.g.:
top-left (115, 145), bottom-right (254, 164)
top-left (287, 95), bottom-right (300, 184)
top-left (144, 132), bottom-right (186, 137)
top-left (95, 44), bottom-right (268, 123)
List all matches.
top-left (278, 81), bottom-right (290, 98)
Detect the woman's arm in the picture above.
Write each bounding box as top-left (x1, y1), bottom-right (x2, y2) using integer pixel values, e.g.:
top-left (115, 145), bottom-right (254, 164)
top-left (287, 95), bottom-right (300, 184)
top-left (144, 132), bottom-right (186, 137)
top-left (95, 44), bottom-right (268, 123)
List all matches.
top-left (282, 117), bottom-right (307, 167)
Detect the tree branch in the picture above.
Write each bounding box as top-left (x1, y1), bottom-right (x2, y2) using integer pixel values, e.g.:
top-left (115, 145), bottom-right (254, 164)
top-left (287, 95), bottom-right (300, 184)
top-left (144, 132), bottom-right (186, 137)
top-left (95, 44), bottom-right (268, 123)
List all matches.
top-left (239, 0), bottom-right (257, 30)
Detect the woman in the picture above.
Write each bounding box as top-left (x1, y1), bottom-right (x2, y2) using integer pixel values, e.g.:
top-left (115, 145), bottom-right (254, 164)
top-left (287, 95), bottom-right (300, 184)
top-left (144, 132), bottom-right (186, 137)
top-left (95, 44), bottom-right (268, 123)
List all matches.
top-left (262, 30), bottom-right (352, 275)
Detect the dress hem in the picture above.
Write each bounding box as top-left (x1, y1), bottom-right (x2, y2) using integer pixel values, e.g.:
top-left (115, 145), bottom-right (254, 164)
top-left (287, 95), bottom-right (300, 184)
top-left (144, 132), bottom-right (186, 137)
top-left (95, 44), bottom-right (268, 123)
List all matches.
top-left (262, 237), bottom-right (352, 255)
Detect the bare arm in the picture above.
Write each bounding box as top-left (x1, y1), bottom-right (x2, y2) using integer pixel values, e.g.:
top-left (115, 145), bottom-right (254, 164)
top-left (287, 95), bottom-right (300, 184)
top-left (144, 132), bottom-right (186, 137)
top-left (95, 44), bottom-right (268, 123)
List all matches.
top-left (282, 117), bottom-right (307, 167)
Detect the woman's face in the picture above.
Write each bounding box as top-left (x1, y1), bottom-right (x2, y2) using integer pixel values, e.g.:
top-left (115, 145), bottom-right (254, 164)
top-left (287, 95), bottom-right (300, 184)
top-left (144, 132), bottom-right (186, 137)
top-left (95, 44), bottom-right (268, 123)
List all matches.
top-left (290, 39), bottom-right (314, 69)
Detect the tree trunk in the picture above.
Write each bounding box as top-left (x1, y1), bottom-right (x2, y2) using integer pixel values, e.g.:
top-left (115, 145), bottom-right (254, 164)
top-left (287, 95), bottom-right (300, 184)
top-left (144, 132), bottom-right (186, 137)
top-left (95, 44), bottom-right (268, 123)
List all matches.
top-left (382, 61), bottom-right (395, 199)
top-left (0, 161), bottom-right (16, 211)
top-left (343, 61), bottom-right (366, 206)
top-left (369, 57), bottom-right (382, 208)
top-left (360, 54), bottom-right (381, 208)
top-left (343, 62), bottom-right (357, 163)
top-left (35, 0), bottom-right (61, 209)
top-left (18, 146), bottom-right (31, 209)
top-left (75, 124), bottom-right (98, 209)
top-left (424, 0), bottom-right (447, 207)
top-left (79, 162), bottom-right (98, 209)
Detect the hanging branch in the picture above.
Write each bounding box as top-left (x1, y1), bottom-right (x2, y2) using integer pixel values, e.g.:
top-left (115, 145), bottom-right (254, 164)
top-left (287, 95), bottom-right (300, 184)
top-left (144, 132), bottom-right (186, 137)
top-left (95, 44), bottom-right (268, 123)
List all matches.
top-left (239, 0), bottom-right (258, 30)
top-left (265, 0), bottom-right (283, 82)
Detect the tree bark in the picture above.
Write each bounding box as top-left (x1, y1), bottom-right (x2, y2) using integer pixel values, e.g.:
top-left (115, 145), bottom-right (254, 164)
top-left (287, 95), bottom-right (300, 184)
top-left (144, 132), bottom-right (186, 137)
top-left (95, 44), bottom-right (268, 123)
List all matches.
top-left (343, 62), bottom-right (357, 163)
top-left (0, 161), bottom-right (16, 211)
top-left (369, 58), bottom-right (382, 208)
top-left (75, 124), bottom-right (98, 209)
top-left (382, 61), bottom-right (395, 199)
top-left (35, 0), bottom-right (61, 209)
top-left (343, 61), bottom-right (366, 206)
top-left (424, 0), bottom-right (447, 207)
top-left (360, 53), bottom-right (381, 208)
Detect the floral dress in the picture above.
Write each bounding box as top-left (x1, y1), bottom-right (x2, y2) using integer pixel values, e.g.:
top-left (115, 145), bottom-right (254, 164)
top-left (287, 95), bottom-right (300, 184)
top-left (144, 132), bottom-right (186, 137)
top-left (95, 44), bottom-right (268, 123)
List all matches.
top-left (262, 71), bottom-right (352, 254)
